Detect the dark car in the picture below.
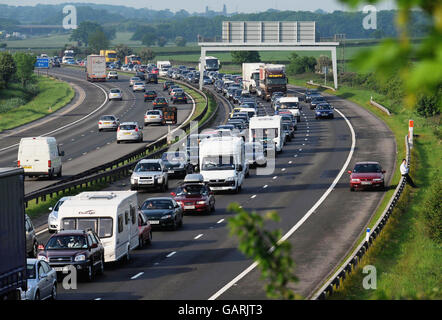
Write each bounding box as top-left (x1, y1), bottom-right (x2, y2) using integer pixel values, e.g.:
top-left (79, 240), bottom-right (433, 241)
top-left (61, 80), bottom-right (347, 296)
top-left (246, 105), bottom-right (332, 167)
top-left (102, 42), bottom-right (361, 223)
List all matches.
top-left (214, 80), bottom-right (224, 93)
top-left (140, 198), bottom-right (183, 230)
top-left (161, 151), bottom-right (192, 177)
top-left (152, 97), bottom-right (168, 107)
top-left (172, 92), bottom-right (188, 104)
top-left (315, 103), bottom-right (334, 119)
top-left (171, 179), bottom-right (215, 214)
top-left (37, 229), bottom-right (105, 281)
top-left (52, 60), bottom-right (60, 68)
top-left (305, 89), bottom-right (319, 102)
top-left (136, 71), bottom-right (145, 80)
top-left (168, 85), bottom-right (180, 94)
top-left (146, 73), bottom-right (158, 84)
top-left (25, 214), bottom-right (38, 258)
top-left (348, 162), bottom-right (386, 191)
top-left (144, 90), bottom-right (157, 101)
top-left (310, 95), bottom-right (326, 109)
top-left (163, 81), bottom-right (175, 91)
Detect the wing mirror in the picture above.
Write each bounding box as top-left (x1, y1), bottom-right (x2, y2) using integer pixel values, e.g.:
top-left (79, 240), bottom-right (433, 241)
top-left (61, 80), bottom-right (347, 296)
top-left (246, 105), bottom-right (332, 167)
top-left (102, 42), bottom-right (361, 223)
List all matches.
top-left (347, 170), bottom-right (352, 174)
top-left (237, 164), bottom-right (243, 172)
top-left (170, 192), bottom-right (176, 197)
top-left (90, 243), bottom-right (98, 249)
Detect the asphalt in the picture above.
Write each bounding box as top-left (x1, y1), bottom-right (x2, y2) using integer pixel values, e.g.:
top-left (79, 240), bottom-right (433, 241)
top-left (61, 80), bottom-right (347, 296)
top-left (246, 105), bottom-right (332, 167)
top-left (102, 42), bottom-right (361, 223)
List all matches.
top-left (0, 66), bottom-right (194, 195)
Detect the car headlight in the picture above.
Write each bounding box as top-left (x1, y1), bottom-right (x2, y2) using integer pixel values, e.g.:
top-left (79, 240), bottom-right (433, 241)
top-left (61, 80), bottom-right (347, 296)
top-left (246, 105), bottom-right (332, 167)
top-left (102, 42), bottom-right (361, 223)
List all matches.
top-left (373, 178), bottom-right (383, 182)
top-left (48, 213), bottom-right (57, 222)
top-left (351, 179), bottom-right (360, 182)
top-left (38, 255), bottom-right (48, 262)
top-left (225, 176), bottom-right (235, 181)
top-left (131, 177), bottom-right (138, 184)
top-left (196, 200), bottom-right (207, 205)
top-left (161, 214), bottom-right (172, 219)
top-left (75, 254), bottom-right (86, 262)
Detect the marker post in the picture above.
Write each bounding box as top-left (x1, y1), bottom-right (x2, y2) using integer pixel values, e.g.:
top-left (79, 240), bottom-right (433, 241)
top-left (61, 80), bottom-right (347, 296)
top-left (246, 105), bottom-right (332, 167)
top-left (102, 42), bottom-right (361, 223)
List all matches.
top-left (408, 120), bottom-right (414, 148)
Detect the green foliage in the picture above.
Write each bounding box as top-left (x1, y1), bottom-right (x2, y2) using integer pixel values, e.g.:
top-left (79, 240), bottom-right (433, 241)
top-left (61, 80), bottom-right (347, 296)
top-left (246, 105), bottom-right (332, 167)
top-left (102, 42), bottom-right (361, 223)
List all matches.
top-left (287, 52), bottom-right (316, 75)
top-left (0, 52), bottom-right (16, 88)
top-left (141, 34), bottom-right (156, 47)
top-left (157, 36), bottom-right (167, 47)
top-left (139, 48), bottom-right (156, 63)
top-left (422, 178), bottom-right (442, 243)
top-left (88, 30), bottom-right (110, 54)
top-left (175, 36), bottom-right (187, 47)
top-left (69, 21), bottom-right (101, 46)
top-left (12, 52), bottom-right (36, 87)
top-left (115, 44), bottom-right (133, 62)
top-left (227, 203), bottom-right (299, 299)
top-left (231, 51), bottom-right (261, 64)
top-left (0, 43), bottom-right (6, 48)
top-left (0, 97), bottom-right (26, 113)
top-left (416, 86), bottom-right (441, 117)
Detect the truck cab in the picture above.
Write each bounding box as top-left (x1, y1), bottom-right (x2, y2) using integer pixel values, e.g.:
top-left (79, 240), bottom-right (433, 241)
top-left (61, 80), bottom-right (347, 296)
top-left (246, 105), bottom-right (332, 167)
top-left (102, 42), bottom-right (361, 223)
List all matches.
top-left (258, 64), bottom-right (287, 101)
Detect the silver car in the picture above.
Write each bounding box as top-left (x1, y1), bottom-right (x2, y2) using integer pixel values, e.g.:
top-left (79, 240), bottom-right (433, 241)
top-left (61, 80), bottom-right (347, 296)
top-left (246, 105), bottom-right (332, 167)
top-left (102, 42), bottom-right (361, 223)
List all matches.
top-left (144, 110), bottom-right (164, 126)
top-left (129, 77), bottom-right (141, 87)
top-left (47, 196), bottom-right (72, 233)
top-left (130, 159), bottom-right (168, 191)
top-left (98, 115), bottom-right (120, 131)
top-left (109, 88), bottom-right (122, 101)
top-left (117, 122), bottom-right (143, 143)
top-left (21, 259), bottom-right (57, 300)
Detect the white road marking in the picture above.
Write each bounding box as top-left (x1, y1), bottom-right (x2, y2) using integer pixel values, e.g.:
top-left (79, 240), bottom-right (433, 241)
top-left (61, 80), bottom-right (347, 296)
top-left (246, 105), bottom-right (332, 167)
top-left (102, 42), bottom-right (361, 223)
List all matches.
top-left (194, 234), bottom-right (203, 240)
top-left (166, 251), bottom-right (176, 258)
top-left (131, 272), bottom-right (144, 280)
top-left (288, 161), bottom-right (292, 164)
top-left (251, 195), bottom-right (257, 199)
top-left (299, 148), bottom-right (302, 151)
top-left (154, 262), bottom-right (160, 266)
top-left (208, 107), bottom-right (356, 301)
top-left (217, 219), bottom-right (225, 224)
top-left (36, 228), bottom-right (48, 236)
top-left (281, 168), bottom-right (286, 171)
top-left (273, 176), bottom-right (277, 180)
top-left (263, 185), bottom-right (268, 188)
top-left (68, 158), bottom-right (72, 161)
top-left (94, 298), bottom-right (102, 300)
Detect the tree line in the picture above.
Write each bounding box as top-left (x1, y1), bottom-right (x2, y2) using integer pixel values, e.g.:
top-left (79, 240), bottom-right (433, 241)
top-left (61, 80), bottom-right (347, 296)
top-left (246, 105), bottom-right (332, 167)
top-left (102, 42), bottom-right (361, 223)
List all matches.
top-left (0, 52), bottom-right (36, 89)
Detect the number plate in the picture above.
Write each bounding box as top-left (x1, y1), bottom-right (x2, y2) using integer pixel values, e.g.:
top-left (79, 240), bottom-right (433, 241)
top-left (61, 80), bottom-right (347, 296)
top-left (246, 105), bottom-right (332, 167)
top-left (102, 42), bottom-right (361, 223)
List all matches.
top-left (149, 220), bottom-right (159, 225)
top-left (361, 181), bottom-right (372, 185)
top-left (54, 267), bottom-right (69, 272)
top-left (168, 170), bottom-right (174, 173)
top-left (124, 132), bottom-right (131, 135)
top-left (184, 205), bottom-right (195, 210)
top-left (104, 122), bottom-right (111, 124)
top-left (23, 165), bottom-right (32, 169)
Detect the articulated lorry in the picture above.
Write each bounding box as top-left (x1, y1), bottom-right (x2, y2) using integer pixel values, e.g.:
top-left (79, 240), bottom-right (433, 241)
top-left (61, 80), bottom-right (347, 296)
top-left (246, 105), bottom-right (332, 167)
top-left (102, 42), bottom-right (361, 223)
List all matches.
top-left (0, 168), bottom-right (27, 300)
top-left (242, 63), bottom-right (264, 93)
top-left (100, 50), bottom-right (118, 63)
top-left (86, 55), bottom-right (106, 82)
top-left (257, 64), bottom-right (287, 101)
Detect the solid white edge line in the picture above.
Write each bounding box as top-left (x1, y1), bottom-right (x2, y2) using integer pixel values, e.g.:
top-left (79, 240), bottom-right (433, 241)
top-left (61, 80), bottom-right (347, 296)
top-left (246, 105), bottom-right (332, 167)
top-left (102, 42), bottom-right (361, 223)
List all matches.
top-left (208, 107), bottom-right (356, 301)
top-left (166, 251), bottom-right (176, 258)
top-left (130, 272), bottom-right (144, 280)
top-left (194, 234), bottom-right (203, 239)
top-left (217, 219), bottom-right (225, 224)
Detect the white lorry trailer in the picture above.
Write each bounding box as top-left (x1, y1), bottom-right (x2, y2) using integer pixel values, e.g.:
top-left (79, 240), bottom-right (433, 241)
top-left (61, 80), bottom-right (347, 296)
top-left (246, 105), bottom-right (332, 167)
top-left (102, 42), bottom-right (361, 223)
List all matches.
top-left (86, 55), bottom-right (106, 82)
top-left (242, 63), bottom-right (264, 93)
top-left (249, 115), bottom-right (285, 153)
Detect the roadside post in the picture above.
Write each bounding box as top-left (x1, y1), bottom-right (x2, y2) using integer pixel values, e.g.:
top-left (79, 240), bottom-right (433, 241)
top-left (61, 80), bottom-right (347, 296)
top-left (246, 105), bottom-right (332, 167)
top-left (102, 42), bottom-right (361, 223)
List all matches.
top-left (366, 228), bottom-right (370, 243)
top-left (408, 120), bottom-right (414, 148)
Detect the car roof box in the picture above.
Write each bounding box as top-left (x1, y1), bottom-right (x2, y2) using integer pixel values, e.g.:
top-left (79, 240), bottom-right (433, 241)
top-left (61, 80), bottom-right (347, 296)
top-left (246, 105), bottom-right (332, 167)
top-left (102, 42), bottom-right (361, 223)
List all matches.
top-left (184, 174), bottom-right (204, 184)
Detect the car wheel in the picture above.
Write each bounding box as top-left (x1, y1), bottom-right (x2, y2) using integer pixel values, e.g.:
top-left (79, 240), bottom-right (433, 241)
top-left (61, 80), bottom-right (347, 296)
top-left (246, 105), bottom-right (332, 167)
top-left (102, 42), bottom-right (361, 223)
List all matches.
top-left (34, 290), bottom-right (40, 301)
top-left (172, 218), bottom-right (178, 230)
top-left (50, 284), bottom-right (57, 300)
top-left (146, 231), bottom-right (152, 246)
top-left (139, 236), bottom-right (144, 248)
top-left (98, 128), bottom-right (102, 132)
top-left (48, 169), bottom-right (54, 180)
top-left (117, 140), bottom-right (120, 144)
top-left (97, 257), bottom-right (104, 275)
top-left (178, 215), bottom-right (183, 227)
top-left (85, 264), bottom-right (94, 282)
top-left (31, 241), bottom-right (38, 258)
top-left (211, 202), bottom-right (215, 212)
top-left (350, 187), bottom-right (355, 192)
top-left (57, 167), bottom-right (62, 178)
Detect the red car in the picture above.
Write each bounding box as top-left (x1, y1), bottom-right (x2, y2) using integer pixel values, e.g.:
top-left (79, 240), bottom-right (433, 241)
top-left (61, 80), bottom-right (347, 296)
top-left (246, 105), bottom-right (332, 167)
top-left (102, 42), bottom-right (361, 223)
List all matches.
top-left (171, 178), bottom-right (215, 214)
top-left (138, 212), bottom-right (152, 247)
top-left (348, 161), bottom-right (386, 191)
top-left (153, 97), bottom-right (168, 107)
top-left (144, 90), bottom-right (157, 102)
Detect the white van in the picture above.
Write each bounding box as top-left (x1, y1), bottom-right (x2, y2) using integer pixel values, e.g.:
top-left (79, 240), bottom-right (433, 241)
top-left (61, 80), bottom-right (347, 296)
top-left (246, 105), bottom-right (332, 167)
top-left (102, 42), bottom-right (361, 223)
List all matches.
top-left (57, 191), bottom-right (139, 263)
top-left (18, 137), bottom-right (64, 178)
top-left (249, 115), bottom-right (285, 153)
top-left (277, 97), bottom-right (301, 122)
top-left (157, 60), bottom-right (172, 76)
top-left (199, 136), bottom-right (247, 193)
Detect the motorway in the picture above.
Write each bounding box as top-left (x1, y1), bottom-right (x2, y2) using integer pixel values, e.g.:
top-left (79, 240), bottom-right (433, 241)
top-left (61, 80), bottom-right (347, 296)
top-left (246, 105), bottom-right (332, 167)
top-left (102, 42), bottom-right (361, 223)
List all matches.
top-left (0, 66), bottom-right (194, 195)
top-left (30, 78), bottom-right (396, 299)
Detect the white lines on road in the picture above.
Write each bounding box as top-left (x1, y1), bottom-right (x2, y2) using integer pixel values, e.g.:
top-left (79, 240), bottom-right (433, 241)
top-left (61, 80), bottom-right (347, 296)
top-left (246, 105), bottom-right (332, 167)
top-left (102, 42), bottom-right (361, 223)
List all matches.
top-left (305, 138), bottom-right (308, 141)
top-left (131, 272), bottom-right (144, 280)
top-left (194, 234), bottom-right (203, 240)
top-left (166, 251), bottom-right (176, 258)
top-left (294, 154), bottom-right (298, 157)
top-left (299, 148), bottom-right (302, 151)
top-left (281, 168), bottom-right (286, 172)
top-left (251, 194), bottom-right (257, 199)
top-left (273, 176), bottom-right (277, 180)
top-left (154, 262), bottom-right (160, 266)
top-left (71, 139), bottom-right (75, 141)
top-left (68, 158), bottom-right (72, 161)
top-left (217, 219), bottom-right (225, 224)
top-left (94, 298), bottom-right (102, 300)
top-left (82, 152), bottom-right (87, 155)
top-left (288, 161), bottom-right (292, 164)
top-left (263, 185), bottom-right (268, 189)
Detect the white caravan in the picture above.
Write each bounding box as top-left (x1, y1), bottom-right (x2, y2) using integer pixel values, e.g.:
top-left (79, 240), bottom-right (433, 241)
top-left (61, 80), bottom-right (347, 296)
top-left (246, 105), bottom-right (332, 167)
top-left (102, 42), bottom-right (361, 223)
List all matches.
top-left (242, 63), bottom-right (264, 93)
top-left (249, 115), bottom-right (285, 153)
top-left (199, 136), bottom-right (247, 193)
top-left (199, 56), bottom-right (220, 72)
top-left (157, 60), bottom-right (172, 76)
top-left (18, 137), bottom-right (64, 178)
top-left (57, 191), bottom-right (139, 263)
top-left (277, 97), bottom-right (302, 122)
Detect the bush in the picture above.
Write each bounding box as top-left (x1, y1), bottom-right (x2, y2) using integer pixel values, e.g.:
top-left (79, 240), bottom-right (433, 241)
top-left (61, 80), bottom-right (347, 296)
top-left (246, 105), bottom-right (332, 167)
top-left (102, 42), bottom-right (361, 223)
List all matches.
top-left (422, 178), bottom-right (442, 243)
top-left (416, 86), bottom-right (441, 118)
top-left (0, 97), bottom-right (26, 113)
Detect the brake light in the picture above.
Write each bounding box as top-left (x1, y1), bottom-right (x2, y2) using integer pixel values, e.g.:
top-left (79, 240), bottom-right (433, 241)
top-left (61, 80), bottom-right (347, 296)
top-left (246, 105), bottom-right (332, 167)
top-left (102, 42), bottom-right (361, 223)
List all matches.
top-left (117, 127), bottom-right (120, 132)
top-left (48, 160), bottom-right (51, 168)
top-left (17, 160), bottom-right (20, 167)
top-left (135, 127), bottom-right (139, 132)
top-left (98, 121), bottom-right (102, 124)
top-left (113, 121), bottom-right (116, 124)
top-left (144, 115), bottom-right (147, 118)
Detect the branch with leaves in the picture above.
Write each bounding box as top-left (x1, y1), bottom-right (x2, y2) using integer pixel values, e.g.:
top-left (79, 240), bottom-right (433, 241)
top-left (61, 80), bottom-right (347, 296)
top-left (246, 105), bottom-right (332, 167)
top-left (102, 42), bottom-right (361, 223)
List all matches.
top-left (227, 203), bottom-right (300, 299)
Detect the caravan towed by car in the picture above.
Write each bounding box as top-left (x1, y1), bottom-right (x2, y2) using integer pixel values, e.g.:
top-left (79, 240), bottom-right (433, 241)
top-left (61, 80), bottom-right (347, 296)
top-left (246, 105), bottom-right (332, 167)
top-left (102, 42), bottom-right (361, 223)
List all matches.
top-left (56, 191), bottom-right (139, 263)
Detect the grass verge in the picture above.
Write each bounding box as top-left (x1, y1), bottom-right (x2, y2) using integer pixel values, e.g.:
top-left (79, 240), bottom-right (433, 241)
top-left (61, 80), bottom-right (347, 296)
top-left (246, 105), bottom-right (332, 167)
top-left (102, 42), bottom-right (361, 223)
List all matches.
top-left (0, 75), bottom-right (75, 132)
top-left (287, 73), bottom-right (441, 299)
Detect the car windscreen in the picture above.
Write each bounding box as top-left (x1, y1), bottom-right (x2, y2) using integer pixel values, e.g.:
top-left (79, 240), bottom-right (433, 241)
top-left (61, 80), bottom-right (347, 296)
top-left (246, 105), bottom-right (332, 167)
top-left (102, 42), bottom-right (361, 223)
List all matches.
top-left (53, 199), bottom-right (65, 212)
top-left (317, 105), bottom-right (331, 110)
top-left (100, 116), bottom-right (115, 121)
top-left (176, 185), bottom-right (207, 196)
top-left (280, 102), bottom-right (299, 109)
top-left (312, 97), bottom-right (325, 102)
top-left (131, 77), bottom-right (140, 81)
top-left (46, 235), bottom-right (88, 250)
top-left (202, 155), bottom-right (235, 171)
top-left (119, 125), bottom-right (136, 130)
top-left (147, 111), bottom-right (160, 115)
top-left (110, 89), bottom-right (120, 93)
top-left (146, 91), bottom-right (156, 95)
top-left (155, 98), bottom-right (166, 102)
top-left (141, 199), bottom-right (173, 210)
top-left (135, 163), bottom-right (162, 172)
top-left (353, 164), bottom-right (382, 173)
top-left (134, 82), bottom-right (144, 86)
top-left (162, 152), bottom-right (186, 162)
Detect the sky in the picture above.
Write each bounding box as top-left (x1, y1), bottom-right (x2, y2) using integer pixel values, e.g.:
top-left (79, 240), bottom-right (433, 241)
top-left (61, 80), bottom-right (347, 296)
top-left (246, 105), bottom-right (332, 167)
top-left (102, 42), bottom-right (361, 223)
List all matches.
top-left (0, 0), bottom-right (396, 13)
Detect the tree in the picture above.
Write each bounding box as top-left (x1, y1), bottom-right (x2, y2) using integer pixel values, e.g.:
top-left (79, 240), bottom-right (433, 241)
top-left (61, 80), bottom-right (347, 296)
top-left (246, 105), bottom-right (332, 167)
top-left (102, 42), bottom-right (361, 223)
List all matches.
top-left (115, 44), bottom-right (133, 63)
top-left (0, 52), bottom-right (16, 88)
top-left (227, 203), bottom-right (300, 299)
top-left (88, 30), bottom-right (109, 55)
top-left (287, 53), bottom-right (317, 75)
top-left (69, 21), bottom-right (101, 47)
top-left (175, 36), bottom-right (187, 47)
top-left (141, 34), bottom-right (157, 47)
top-left (157, 36), bottom-right (167, 47)
top-left (139, 48), bottom-right (156, 64)
top-left (316, 55), bottom-right (331, 73)
top-left (231, 51), bottom-right (261, 64)
top-left (13, 52), bottom-right (35, 87)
